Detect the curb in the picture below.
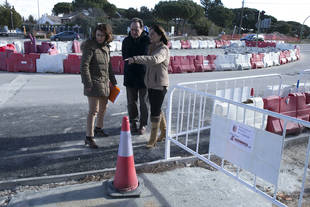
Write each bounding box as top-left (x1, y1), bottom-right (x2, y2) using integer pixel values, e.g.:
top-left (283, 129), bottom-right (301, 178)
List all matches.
top-left (0, 155), bottom-right (206, 191)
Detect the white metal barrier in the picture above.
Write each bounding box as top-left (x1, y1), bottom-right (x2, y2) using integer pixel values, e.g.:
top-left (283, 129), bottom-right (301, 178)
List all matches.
top-left (165, 74), bottom-right (310, 207)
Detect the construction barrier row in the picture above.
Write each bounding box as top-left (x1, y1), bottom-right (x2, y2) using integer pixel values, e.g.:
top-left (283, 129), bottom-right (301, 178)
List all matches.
top-left (0, 47), bottom-right (300, 74)
top-left (1, 39), bottom-right (296, 56)
top-left (221, 34), bottom-right (299, 42)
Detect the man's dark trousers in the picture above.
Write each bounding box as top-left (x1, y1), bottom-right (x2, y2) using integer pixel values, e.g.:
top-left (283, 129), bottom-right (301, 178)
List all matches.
top-left (126, 87), bottom-right (148, 128)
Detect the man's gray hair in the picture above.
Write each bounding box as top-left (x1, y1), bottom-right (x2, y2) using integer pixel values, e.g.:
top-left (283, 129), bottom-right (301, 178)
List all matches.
top-left (131, 17), bottom-right (144, 28)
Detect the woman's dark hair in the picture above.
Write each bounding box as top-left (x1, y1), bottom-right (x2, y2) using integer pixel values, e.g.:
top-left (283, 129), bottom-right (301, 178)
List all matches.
top-left (151, 25), bottom-right (168, 45)
top-left (92, 23), bottom-right (113, 43)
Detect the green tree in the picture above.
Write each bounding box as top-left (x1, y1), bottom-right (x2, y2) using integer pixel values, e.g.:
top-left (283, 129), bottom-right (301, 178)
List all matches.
top-left (72, 0), bottom-right (116, 17)
top-left (0, 3), bottom-right (22, 29)
top-left (154, 0), bottom-right (203, 34)
top-left (208, 6), bottom-right (234, 28)
top-left (52, 2), bottom-right (72, 15)
top-left (271, 21), bottom-right (291, 34)
top-left (123, 7), bottom-right (140, 20)
top-left (27, 15), bottom-right (36, 24)
top-left (200, 0), bottom-right (222, 17)
top-left (230, 8), bottom-right (260, 32)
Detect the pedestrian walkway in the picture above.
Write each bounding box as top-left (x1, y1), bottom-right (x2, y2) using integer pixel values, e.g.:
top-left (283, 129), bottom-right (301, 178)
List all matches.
top-left (7, 167), bottom-right (271, 207)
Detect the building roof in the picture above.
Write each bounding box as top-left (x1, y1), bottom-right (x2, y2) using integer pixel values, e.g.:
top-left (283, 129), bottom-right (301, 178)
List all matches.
top-left (38, 14), bottom-right (62, 25)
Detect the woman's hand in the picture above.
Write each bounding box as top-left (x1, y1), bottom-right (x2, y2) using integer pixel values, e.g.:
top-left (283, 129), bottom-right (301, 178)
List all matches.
top-left (124, 57), bottom-right (134, 64)
top-left (85, 87), bottom-right (92, 92)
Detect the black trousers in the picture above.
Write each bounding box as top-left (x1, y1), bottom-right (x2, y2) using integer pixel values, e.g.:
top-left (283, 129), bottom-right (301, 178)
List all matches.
top-left (148, 87), bottom-right (167, 122)
top-left (126, 87), bottom-right (148, 126)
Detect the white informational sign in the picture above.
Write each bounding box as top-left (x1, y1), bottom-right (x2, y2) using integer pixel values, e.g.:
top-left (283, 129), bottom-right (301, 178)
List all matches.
top-left (210, 114), bottom-right (283, 185)
top-left (229, 121), bottom-right (255, 153)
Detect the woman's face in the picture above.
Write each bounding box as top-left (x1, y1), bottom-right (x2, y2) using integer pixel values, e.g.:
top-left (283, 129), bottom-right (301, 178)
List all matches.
top-left (149, 29), bottom-right (161, 44)
top-left (95, 30), bottom-right (106, 44)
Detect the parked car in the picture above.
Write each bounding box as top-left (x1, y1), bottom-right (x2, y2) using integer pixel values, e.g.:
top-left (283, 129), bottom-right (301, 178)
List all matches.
top-left (50, 31), bottom-right (80, 41)
top-left (240, 34), bottom-right (264, 41)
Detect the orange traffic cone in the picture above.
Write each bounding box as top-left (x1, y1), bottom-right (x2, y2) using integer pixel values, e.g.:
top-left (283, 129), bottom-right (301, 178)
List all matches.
top-left (106, 116), bottom-right (142, 198)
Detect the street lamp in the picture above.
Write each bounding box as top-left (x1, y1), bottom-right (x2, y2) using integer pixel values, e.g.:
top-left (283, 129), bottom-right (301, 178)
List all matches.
top-left (300, 15), bottom-right (310, 42)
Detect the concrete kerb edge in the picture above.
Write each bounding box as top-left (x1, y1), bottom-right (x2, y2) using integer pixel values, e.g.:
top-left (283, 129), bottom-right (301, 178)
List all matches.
top-left (0, 155), bottom-right (206, 191)
top-left (1, 134), bottom-right (306, 191)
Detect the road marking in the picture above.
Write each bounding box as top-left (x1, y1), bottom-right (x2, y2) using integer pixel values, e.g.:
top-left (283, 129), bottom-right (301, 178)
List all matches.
top-left (0, 75), bottom-right (30, 107)
top-left (63, 127), bottom-right (72, 133)
top-left (111, 111), bottom-right (128, 116)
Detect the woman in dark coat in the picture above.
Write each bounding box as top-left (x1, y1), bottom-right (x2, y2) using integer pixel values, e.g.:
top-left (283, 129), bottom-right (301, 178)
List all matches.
top-left (80, 24), bottom-right (117, 148)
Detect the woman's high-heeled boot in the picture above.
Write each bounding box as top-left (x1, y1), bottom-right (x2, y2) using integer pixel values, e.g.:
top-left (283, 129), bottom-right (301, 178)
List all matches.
top-left (85, 136), bottom-right (98, 149)
top-left (157, 112), bottom-right (167, 142)
top-left (146, 121), bottom-right (160, 148)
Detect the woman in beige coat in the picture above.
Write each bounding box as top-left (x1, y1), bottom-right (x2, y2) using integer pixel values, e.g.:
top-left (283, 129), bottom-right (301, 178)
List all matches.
top-left (80, 24), bottom-right (117, 148)
top-left (126, 25), bottom-right (169, 148)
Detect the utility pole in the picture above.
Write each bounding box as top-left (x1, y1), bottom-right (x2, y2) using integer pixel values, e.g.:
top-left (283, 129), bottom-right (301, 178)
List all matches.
top-left (10, 10), bottom-right (13, 30)
top-left (238, 0), bottom-right (245, 34)
top-left (256, 11), bottom-right (261, 49)
top-left (37, 0), bottom-right (40, 30)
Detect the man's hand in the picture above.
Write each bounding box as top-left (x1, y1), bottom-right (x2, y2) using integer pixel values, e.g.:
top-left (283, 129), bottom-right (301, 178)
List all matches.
top-left (124, 57), bottom-right (134, 64)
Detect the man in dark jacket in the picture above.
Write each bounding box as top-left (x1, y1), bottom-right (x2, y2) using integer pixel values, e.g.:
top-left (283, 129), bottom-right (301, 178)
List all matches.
top-left (122, 18), bottom-right (150, 135)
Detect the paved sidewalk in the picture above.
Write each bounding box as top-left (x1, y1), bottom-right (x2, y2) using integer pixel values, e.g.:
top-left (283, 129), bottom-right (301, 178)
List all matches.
top-left (7, 167), bottom-right (271, 207)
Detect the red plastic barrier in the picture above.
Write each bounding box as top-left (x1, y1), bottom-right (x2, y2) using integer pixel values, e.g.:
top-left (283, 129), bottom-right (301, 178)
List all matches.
top-left (250, 54), bottom-right (264, 69)
top-left (0, 52), bottom-right (6, 70)
top-left (305, 93), bottom-right (310, 104)
top-left (0, 44), bottom-right (16, 52)
top-left (170, 56), bottom-right (195, 73)
top-left (7, 53), bottom-right (40, 73)
top-left (279, 51), bottom-right (287, 64)
top-left (284, 50), bottom-right (291, 62)
top-left (180, 40), bottom-right (191, 49)
top-left (24, 41), bottom-right (37, 54)
top-left (110, 56), bottom-right (124, 75)
top-left (222, 40), bottom-right (231, 47)
top-left (180, 56), bottom-right (195, 72)
top-left (296, 93), bottom-right (310, 122)
top-left (170, 56), bottom-right (182, 73)
top-left (215, 40), bottom-right (223, 48)
top-left (267, 42), bottom-right (276, 47)
top-left (0, 49), bottom-right (15, 71)
top-left (264, 93), bottom-right (308, 135)
top-left (72, 40), bottom-right (81, 53)
top-left (194, 55), bottom-right (216, 72)
top-left (5, 44), bottom-right (16, 51)
top-left (263, 96), bottom-right (282, 134)
top-left (295, 48), bottom-right (300, 60)
top-left (279, 93), bottom-right (300, 134)
top-left (63, 54), bottom-right (81, 74)
top-left (187, 55), bottom-right (196, 72)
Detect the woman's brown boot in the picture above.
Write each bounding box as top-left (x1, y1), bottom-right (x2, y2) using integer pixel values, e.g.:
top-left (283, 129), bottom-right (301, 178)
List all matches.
top-left (157, 112), bottom-right (167, 142)
top-left (146, 121), bottom-right (160, 148)
top-left (85, 136), bottom-right (98, 149)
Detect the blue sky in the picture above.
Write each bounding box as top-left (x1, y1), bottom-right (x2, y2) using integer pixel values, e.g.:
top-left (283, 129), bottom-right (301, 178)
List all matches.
top-left (3, 0), bottom-right (310, 27)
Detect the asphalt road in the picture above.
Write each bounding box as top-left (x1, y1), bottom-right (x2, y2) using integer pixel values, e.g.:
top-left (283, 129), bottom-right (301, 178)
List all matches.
top-left (1, 44), bottom-right (310, 181)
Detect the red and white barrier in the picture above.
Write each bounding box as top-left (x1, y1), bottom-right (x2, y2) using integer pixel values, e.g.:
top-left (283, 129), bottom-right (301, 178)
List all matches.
top-left (36, 54), bottom-right (67, 73)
